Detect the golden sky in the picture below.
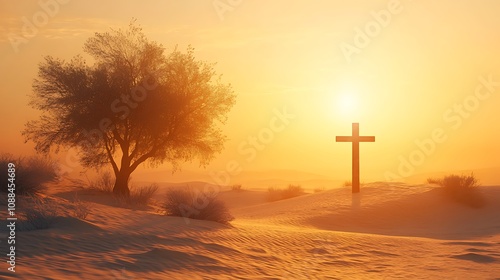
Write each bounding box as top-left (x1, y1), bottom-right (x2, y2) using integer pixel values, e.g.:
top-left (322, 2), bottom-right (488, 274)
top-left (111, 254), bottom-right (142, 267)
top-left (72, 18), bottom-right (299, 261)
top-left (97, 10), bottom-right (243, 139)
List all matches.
top-left (1, 0), bottom-right (500, 184)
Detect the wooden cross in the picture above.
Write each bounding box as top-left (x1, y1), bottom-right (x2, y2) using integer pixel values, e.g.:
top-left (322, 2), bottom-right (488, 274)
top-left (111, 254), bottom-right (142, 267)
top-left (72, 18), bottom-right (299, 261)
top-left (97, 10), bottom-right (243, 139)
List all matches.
top-left (336, 123), bottom-right (375, 193)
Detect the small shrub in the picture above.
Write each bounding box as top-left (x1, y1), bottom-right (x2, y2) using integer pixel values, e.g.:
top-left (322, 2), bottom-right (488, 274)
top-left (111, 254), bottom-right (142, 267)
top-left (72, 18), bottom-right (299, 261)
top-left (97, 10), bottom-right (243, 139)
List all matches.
top-left (442, 174), bottom-right (478, 189)
top-left (88, 171), bottom-right (114, 193)
top-left (164, 188), bottom-right (191, 216)
top-left (282, 184), bottom-right (305, 199)
top-left (267, 185), bottom-right (305, 202)
top-left (267, 187), bottom-right (281, 202)
top-left (427, 173), bottom-right (485, 208)
top-left (72, 194), bottom-right (92, 220)
top-left (129, 183), bottom-right (159, 206)
top-left (231, 184), bottom-right (242, 191)
top-left (342, 180), bottom-right (352, 187)
top-left (113, 183), bottom-right (159, 208)
top-left (164, 187), bottom-right (233, 224)
top-left (0, 154), bottom-right (59, 195)
top-left (426, 177), bottom-right (442, 185)
top-left (314, 187), bottom-right (325, 193)
top-left (20, 196), bottom-right (59, 230)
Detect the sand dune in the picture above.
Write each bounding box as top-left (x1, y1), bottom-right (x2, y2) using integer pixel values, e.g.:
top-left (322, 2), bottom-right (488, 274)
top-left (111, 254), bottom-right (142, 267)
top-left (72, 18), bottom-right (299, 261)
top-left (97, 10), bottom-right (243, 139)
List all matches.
top-left (5, 182), bottom-right (500, 279)
top-left (232, 183), bottom-right (500, 239)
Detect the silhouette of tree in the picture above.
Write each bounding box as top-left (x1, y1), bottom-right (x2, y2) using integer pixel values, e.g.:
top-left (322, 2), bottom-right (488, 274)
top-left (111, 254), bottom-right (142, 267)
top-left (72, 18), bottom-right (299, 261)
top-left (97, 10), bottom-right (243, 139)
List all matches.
top-left (24, 21), bottom-right (236, 196)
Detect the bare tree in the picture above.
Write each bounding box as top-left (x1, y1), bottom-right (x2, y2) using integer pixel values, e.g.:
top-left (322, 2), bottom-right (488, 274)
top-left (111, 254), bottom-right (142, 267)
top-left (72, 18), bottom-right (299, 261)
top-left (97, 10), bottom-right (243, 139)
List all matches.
top-left (24, 21), bottom-right (236, 196)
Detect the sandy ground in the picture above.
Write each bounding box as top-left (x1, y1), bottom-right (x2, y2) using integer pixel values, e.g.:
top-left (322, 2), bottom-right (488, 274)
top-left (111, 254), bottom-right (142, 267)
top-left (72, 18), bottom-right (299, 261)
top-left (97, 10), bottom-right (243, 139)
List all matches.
top-left (1, 181), bottom-right (500, 279)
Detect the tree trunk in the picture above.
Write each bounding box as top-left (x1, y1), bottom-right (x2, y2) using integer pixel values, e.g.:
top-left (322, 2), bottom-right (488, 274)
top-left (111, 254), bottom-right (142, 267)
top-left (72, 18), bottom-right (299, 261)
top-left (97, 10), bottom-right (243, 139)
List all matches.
top-left (113, 169), bottom-right (131, 197)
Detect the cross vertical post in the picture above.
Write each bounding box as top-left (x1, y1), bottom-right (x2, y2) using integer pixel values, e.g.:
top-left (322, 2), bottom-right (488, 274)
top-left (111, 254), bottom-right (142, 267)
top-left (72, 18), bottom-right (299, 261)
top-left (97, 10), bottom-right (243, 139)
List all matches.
top-left (336, 123), bottom-right (375, 193)
top-left (352, 123), bottom-right (360, 193)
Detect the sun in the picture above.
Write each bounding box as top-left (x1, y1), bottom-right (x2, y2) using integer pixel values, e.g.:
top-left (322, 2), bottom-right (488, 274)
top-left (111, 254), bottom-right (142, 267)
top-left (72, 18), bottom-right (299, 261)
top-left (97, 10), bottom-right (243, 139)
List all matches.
top-left (322, 83), bottom-right (363, 121)
top-left (334, 84), bottom-right (362, 121)
top-left (338, 93), bottom-right (358, 115)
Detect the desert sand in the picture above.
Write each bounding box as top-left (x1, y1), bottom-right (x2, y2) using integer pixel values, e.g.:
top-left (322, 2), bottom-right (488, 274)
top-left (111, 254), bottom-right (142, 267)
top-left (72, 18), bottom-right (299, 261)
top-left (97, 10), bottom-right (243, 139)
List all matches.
top-left (3, 181), bottom-right (500, 279)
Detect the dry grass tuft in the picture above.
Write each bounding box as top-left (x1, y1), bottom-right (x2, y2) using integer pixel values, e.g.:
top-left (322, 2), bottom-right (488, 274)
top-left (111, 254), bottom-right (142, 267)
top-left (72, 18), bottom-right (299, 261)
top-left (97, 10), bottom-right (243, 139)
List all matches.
top-left (19, 195), bottom-right (60, 231)
top-left (71, 194), bottom-right (92, 220)
top-left (427, 173), bottom-right (485, 208)
top-left (88, 171), bottom-right (114, 193)
top-left (231, 184), bottom-right (242, 191)
top-left (129, 183), bottom-right (159, 206)
top-left (0, 154), bottom-right (59, 195)
top-left (342, 180), bottom-right (352, 187)
top-left (113, 183), bottom-right (159, 209)
top-left (163, 187), bottom-right (233, 224)
top-left (314, 187), bottom-right (325, 193)
top-left (267, 184), bottom-right (305, 202)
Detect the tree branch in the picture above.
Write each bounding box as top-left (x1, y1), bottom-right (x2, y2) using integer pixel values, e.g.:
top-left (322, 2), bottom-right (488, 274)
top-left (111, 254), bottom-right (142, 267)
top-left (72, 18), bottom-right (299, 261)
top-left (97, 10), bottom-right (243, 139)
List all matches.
top-left (129, 148), bottom-right (156, 172)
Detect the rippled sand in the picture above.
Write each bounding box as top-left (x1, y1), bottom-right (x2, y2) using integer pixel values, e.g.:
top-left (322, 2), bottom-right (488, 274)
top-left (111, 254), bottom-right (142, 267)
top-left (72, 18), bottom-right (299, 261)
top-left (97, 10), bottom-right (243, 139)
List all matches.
top-left (6, 182), bottom-right (500, 279)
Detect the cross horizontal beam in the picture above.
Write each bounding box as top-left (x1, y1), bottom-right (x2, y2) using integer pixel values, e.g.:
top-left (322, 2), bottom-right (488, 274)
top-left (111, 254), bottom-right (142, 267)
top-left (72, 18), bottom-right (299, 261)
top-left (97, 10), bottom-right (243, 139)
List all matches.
top-left (336, 136), bottom-right (375, 142)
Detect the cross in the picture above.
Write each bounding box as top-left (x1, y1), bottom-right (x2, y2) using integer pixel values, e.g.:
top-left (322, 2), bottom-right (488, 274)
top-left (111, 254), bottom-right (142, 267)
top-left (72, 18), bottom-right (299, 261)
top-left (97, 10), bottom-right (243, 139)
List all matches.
top-left (336, 123), bottom-right (375, 193)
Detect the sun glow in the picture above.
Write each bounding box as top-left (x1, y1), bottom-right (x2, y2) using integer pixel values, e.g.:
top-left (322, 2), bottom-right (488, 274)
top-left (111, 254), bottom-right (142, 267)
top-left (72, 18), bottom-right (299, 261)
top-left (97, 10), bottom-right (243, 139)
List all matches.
top-left (338, 93), bottom-right (358, 116)
top-left (325, 84), bottom-right (362, 121)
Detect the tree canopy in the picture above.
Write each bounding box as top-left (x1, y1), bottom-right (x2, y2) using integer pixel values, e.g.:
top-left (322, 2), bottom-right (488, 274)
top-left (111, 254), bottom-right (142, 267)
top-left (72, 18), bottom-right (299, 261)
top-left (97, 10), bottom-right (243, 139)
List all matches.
top-left (24, 21), bottom-right (236, 196)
